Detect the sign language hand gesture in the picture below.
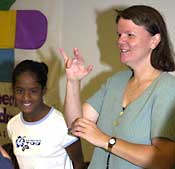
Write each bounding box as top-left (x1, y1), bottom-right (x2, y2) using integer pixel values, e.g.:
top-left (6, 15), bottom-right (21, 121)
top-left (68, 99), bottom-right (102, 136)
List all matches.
top-left (59, 48), bottom-right (93, 81)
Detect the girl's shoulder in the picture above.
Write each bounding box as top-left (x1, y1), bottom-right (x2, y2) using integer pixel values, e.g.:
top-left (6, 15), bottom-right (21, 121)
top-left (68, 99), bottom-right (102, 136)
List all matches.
top-left (7, 113), bottom-right (20, 126)
top-left (48, 107), bottom-right (65, 121)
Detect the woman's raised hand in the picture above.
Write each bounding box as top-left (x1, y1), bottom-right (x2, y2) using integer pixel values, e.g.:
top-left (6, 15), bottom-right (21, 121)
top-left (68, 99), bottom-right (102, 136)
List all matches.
top-left (59, 48), bottom-right (93, 81)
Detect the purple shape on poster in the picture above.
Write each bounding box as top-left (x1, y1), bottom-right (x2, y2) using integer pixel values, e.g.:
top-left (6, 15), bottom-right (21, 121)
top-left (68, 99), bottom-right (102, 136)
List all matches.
top-left (15, 10), bottom-right (48, 49)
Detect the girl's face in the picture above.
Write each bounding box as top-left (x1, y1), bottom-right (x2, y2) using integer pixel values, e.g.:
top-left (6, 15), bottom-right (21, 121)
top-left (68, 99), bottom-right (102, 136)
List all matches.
top-left (117, 18), bottom-right (160, 68)
top-left (13, 71), bottom-right (46, 117)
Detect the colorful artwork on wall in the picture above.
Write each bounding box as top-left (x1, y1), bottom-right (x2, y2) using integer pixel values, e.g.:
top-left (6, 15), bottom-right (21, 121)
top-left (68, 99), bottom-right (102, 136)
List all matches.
top-left (0, 7), bottom-right (47, 82)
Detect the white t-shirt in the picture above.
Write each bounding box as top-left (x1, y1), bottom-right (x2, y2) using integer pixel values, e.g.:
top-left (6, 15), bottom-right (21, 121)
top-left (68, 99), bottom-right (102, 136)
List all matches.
top-left (7, 107), bottom-right (78, 169)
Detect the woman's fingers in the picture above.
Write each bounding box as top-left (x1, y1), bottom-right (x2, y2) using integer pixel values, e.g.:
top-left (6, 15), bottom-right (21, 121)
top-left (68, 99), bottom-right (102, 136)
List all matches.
top-left (71, 118), bottom-right (95, 134)
top-left (59, 48), bottom-right (93, 80)
top-left (70, 118), bottom-right (107, 147)
top-left (73, 48), bottom-right (84, 63)
top-left (59, 48), bottom-right (68, 64)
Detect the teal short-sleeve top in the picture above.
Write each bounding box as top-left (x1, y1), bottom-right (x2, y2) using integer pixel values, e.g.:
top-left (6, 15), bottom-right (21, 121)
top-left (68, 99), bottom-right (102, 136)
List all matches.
top-left (87, 70), bottom-right (175, 169)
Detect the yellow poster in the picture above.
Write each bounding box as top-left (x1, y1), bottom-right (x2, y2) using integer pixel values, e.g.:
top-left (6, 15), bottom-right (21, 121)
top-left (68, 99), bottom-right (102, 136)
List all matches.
top-left (0, 82), bottom-right (19, 144)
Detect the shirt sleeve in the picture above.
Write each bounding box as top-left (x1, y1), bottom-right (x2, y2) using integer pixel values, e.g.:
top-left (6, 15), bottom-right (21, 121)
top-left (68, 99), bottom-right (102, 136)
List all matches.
top-left (58, 115), bottom-right (78, 148)
top-left (87, 81), bottom-right (108, 114)
top-left (87, 85), bottom-right (105, 113)
top-left (87, 71), bottom-right (131, 114)
top-left (7, 120), bottom-right (12, 140)
top-left (151, 76), bottom-right (175, 141)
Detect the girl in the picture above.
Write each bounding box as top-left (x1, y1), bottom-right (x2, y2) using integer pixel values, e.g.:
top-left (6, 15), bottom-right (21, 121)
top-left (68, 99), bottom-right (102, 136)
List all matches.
top-left (7, 60), bottom-right (85, 169)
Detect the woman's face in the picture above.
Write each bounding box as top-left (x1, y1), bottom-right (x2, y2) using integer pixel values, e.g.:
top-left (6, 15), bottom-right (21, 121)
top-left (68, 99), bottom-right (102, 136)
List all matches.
top-left (13, 71), bottom-right (46, 116)
top-left (117, 18), bottom-right (158, 68)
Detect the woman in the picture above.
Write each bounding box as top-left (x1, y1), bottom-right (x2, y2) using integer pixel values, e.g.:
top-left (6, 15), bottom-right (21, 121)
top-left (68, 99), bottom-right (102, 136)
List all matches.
top-left (7, 60), bottom-right (85, 169)
top-left (60, 5), bottom-right (175, 169)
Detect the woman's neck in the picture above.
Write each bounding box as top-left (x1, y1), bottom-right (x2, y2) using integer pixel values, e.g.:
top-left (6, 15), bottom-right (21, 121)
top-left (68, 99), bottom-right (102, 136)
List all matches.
top-left (131, 67), bottom-right (162, 84)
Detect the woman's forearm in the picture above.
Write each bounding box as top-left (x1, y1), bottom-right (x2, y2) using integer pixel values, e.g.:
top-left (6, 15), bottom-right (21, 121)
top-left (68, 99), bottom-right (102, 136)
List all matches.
top-left (64, 80), bottom-right (82, 127)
